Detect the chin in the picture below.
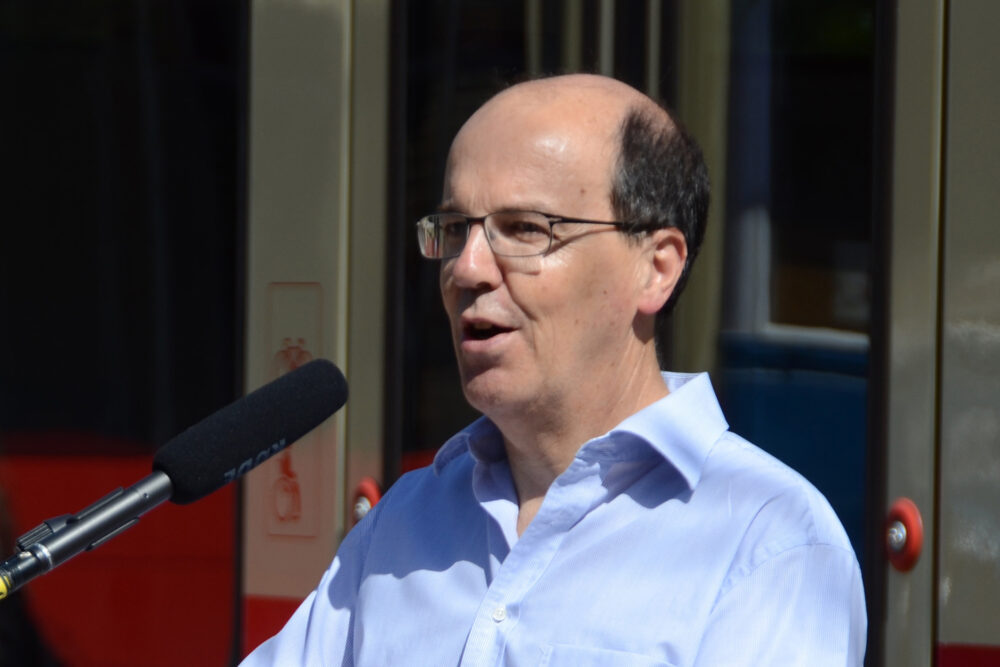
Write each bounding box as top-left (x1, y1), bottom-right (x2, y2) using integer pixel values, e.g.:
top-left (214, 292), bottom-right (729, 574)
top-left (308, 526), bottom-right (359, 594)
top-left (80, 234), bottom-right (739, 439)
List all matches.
top-left (459, 368), bottom-right (530, 417)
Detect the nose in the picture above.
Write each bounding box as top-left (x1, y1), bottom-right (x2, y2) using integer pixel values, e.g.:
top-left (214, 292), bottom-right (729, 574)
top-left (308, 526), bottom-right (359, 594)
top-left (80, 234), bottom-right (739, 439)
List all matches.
top-left (447, 221), bottom-right (502, 290)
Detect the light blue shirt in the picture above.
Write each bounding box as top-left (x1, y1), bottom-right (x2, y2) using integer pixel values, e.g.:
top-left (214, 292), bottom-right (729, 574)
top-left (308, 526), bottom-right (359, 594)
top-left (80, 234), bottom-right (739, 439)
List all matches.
top-left (243, 372), bottom-right (866, 666)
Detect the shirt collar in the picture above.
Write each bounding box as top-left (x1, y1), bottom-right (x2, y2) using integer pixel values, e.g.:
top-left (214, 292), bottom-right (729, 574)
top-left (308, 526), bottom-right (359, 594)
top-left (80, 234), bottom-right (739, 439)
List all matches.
top-left (433, 416), bottom-right (504, 473)
top-left (606, 372), bottom-right (728, 489)
top-left (433, 372), bottom-right (728, 490)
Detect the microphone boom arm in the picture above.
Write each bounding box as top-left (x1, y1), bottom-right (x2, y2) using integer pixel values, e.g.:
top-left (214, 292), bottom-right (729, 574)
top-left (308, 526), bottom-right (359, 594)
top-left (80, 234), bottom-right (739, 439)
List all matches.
top-left (0, 472), bottom-right (172, 600)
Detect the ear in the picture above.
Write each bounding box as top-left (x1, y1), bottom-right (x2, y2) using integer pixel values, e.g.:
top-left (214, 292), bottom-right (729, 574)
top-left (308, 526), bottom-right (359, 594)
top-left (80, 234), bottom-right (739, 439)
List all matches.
top-left (637, 227), bottom-right (687, 316)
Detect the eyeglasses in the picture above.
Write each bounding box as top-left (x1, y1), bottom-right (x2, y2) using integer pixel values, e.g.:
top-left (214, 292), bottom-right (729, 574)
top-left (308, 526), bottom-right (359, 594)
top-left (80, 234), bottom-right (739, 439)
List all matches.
top-left (416, 210), bottom-right (646, 259)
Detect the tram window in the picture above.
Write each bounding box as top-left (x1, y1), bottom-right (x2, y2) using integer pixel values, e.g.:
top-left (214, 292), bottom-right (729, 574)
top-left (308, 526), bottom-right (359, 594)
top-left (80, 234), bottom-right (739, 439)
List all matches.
top-left (0, 1), bottom-right (244, 452)
top-left (724, 0), bottom-right (874, 335)
top-left (719, 0), bottom-right (876, 566)
top-left (770, 2), bottom-right (873, 333)
top-left (0, 3), bottom-right (245, 664)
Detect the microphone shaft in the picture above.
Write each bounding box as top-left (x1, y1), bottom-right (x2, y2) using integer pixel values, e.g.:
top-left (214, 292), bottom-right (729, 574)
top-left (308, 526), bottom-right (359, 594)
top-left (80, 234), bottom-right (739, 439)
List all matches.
top-left (0, 472), bottom-right (172, 599)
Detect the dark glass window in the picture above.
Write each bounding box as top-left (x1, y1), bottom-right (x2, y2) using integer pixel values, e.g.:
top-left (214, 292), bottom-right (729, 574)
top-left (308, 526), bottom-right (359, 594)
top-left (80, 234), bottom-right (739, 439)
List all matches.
top-left (0, 1), bottom-right (246, 453)
top-left (720, 0), bottom-right (876, 567)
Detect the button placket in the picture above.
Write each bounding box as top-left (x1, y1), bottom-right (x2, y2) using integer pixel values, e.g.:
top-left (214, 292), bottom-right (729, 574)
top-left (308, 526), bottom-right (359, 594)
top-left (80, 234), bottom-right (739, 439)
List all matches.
top-left (460, 447), bottom-right (611, 666)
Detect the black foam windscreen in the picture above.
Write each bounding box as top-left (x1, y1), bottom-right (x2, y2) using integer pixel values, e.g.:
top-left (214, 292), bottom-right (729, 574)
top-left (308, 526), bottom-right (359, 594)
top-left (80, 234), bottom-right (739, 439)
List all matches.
top-left (152, 359), bottom-right (348, 504)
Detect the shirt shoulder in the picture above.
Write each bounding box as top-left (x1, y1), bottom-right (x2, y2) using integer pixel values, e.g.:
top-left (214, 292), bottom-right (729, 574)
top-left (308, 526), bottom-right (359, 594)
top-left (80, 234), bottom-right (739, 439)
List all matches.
top-left (698, 431), bottom-right (857, 587)
top-left (388, 448), bottom-right (476, 505)
top-left (359, 451), bottom-right (481, 555)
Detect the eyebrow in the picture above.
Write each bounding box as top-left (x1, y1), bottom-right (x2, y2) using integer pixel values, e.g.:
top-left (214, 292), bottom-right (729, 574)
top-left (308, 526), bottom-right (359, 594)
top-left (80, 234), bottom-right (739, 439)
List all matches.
top-left (435, 203), bottom-right (557, 215)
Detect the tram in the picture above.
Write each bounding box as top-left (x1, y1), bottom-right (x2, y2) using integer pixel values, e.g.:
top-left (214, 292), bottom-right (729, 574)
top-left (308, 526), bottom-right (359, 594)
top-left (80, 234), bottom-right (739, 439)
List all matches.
top-left (0, 1), bottom-right (996, 665)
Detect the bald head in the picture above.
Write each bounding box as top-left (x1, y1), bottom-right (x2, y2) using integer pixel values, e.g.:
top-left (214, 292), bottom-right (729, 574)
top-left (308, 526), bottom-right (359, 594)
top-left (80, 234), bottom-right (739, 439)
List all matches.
top-left (470, 74), bottom-right (668, 126)
top-left (474, 74), bottom-right (656, 121)
top-left (449, 75), bottom-right (672, 204)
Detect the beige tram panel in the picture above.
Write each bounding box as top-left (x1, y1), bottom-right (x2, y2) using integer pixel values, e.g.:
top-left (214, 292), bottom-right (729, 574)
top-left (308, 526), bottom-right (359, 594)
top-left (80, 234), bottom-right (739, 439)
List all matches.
top-left (242, 0), bottom-right (389, 603)
top-left (937, 0), bottom-right (1000, 648)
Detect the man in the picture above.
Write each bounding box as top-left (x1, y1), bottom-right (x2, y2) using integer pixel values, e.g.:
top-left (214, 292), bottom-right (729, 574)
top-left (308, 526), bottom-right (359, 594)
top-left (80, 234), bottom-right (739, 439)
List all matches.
top-left (243, 74), bottom-right (866, 666)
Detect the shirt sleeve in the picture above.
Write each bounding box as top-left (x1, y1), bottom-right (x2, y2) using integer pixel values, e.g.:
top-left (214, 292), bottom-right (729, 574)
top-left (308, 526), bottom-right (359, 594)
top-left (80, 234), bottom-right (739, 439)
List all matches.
top-left (239, 512), bottom-right (375, 667)
top-left (691, 543), bottom-right (867, 667)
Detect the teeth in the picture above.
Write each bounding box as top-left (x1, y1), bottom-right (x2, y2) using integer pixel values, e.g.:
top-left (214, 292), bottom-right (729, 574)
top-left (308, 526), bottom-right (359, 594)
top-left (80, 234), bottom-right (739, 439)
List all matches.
top-left (473, 322), bottom-right (493, 330)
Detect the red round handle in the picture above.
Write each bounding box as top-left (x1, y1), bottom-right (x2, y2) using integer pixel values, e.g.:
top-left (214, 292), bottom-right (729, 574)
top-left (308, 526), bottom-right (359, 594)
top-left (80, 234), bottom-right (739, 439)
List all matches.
top-left (351, 476), bottom-right (382, 525)
top-left (886, 497), bottom-right (923, 572)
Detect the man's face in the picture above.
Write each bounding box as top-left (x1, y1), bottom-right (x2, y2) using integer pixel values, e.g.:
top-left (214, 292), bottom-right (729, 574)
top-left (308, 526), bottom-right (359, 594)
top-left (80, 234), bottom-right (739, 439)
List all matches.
top-left (439, 91), bottom-right (650, 421)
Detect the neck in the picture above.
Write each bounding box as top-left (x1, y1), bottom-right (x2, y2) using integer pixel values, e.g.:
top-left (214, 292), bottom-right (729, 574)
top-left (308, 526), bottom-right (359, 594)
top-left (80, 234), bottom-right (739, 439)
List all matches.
top-left (493, 353), bottom-right (668, 534)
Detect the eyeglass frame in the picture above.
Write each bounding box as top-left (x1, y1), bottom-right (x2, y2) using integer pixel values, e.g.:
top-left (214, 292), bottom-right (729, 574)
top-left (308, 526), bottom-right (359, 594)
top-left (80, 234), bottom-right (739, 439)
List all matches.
top-left (415, 210), bottom-right (657, 259)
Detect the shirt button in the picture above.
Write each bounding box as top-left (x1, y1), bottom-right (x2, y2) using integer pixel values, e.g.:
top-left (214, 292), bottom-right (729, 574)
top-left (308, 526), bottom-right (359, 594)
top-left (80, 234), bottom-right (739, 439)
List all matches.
top-left (491, 605), bottom-right (507, 622)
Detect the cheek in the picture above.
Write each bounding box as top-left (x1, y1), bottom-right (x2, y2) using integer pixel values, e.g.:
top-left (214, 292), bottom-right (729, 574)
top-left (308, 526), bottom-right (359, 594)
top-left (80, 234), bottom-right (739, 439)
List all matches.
top-left (565, 262), bottom-right (637, 339)
top-left (439, 265), bottom-right (458, 316)
top-left (515, 266), bottom-right (618, 345)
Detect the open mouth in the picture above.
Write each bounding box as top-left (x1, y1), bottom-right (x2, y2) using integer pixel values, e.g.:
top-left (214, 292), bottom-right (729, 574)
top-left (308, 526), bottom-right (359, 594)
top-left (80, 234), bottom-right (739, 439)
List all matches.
top-left (464, 321), bottom-right (513, 341)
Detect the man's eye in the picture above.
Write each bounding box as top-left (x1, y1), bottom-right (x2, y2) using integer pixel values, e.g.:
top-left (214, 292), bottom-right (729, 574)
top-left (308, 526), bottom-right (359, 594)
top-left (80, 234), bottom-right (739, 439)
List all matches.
top-left (497, 218), bottom-right (548, 239)
top-left (441, 222), bottom-right (466, 238)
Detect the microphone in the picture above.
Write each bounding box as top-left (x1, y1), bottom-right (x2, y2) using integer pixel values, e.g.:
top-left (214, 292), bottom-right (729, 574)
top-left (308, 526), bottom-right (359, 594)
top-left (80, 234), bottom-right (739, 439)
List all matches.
top-left (0, 359), bottom-right (348, 600)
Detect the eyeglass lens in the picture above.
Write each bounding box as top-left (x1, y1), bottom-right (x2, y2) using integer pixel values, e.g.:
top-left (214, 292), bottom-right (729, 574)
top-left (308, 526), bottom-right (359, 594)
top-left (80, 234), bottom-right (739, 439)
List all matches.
top-left (418, 212), bottom-right (553, 258)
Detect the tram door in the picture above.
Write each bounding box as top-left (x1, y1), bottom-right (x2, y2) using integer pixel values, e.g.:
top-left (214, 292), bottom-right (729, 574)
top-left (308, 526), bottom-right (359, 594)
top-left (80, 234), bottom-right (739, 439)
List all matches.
top-left (884, 1), bottom-right (1000, 664)
top-left (239, 0), bottom-right (390, 654)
